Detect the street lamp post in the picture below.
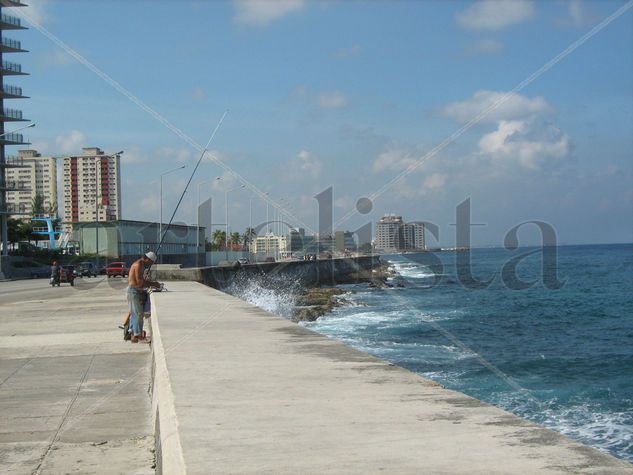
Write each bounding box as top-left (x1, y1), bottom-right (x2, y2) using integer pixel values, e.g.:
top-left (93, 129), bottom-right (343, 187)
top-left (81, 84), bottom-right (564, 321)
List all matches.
top-left (159, 165), bottom-right (186, 264)
top-left (196, 177), bottom-right (220, 267)
top-left (248, 196), bottom-right (253, 253)
top-left (0, 122), bottom-right (34, 139)
top-left (265, 192), bottom-right (270, 233)
top-left (225, 184), bottom-right (245, 259)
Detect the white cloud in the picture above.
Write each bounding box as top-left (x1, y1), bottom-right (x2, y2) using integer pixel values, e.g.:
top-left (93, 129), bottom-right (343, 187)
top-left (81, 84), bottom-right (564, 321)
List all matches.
top-left (372, 149), bottom-right (418, 173)
top-left (190, 87), bottom-right (206, 100)
top-left (288, 86), bottom-right (350, 112)
top-left (478, 120), bottom-right (570, 170)
top-left (562, 0), bottom-right (596, 28)
top-left (45, 50), bottom-right (73, 66)
top-left (441, 90), bottom-right (553, 124)
top-left (567, 0), bottom-right (584, 26)
top-left (139, 193), bottom-right (159, 216)
top-left (156, 147), bottom-right (193, 164)
top-left (233, 0), bottom-right (304, 27)
top-left (317, 91), bottom-right (348, 109)
top-left (6, 0), bottom-right (48, 25)
top-left (280, 150), bottom-right (322, 181)
top-left (441, 90), bottom-right (570, 170)
top-left (212, 171), bottom-right (237, 191)
top-left (457, 0), bottom-right (534, 31)
top-left (423, 173), bottom-right (447, 191)
top-left (334, 195), bottom-right (354, 210)
top-left (464, 38), bottom-right (504, 56)
top-left (55, 130), bottom-right (86, 154)
top-left (334, 44), bottom-right (361, 59)
top-left (295, 150), bottom-right (322, 177)
top-left (123, 146), bottom-right (150, 165)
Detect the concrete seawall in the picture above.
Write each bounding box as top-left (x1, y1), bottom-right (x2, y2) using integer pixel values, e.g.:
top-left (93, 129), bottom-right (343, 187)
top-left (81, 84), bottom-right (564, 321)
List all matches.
top-left (151, 255), bottom-right (381, 289)
top-left (149, 282), bottom-right (633, 474)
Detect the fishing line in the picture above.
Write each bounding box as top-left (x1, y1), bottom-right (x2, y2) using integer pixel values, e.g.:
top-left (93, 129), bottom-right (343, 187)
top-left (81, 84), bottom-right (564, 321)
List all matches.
top-left (155, 110), bottom-right (228, 259)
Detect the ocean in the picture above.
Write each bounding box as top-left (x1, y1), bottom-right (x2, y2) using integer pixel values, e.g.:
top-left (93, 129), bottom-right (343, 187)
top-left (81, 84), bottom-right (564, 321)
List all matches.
top-left (231, 244), bottom-right (633, 463)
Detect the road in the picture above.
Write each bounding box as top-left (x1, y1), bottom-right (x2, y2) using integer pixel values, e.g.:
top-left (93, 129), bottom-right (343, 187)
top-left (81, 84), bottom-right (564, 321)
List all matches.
top-left (0, 275), bottom-right (129, 304)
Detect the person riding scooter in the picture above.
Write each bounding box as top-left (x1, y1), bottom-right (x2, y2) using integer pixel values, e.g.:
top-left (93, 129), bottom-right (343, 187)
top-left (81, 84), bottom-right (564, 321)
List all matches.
top-left (50, 260), bottom-right (61, 287)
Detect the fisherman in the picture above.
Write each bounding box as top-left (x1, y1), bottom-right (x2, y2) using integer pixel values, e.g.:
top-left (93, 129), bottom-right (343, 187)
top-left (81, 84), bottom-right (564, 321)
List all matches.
top-left (127, 251), bottom-right (161, 343)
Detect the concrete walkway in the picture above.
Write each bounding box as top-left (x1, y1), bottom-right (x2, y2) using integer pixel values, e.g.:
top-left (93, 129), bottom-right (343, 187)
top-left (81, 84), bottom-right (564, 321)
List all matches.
top-left (151, 282), bottom-right (633, 474)
top-left (0, 278), bottom-right (154, 474)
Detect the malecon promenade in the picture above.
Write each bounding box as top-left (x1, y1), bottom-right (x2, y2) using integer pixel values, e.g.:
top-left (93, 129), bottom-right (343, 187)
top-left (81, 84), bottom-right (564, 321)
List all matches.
top-left (1, 276), bottom-right (633, 474)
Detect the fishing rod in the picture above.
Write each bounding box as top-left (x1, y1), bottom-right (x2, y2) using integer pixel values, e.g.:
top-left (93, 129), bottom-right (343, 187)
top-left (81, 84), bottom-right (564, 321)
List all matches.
top-left (153, 110), bottom-right (229, 263)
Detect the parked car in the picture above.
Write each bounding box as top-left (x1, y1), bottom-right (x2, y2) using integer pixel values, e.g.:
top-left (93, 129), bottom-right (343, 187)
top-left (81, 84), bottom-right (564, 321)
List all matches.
top-left (77, 261), bottom-right (98, 277)
top-left (237, 258), bottom-right (249, 265)
top-left (106, 261), bottom-right (128, 278)
top-left (11, 260), bottom-right (50, 279)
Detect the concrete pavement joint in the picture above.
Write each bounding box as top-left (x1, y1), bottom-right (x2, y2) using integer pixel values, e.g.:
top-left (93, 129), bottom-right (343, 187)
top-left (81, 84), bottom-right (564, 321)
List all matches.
top-left (0, 280), bottom-right (153, 474)
top-left (31, 354), bottom-right (95, 475)
top-left (0, 358), bottom-right (33, 387)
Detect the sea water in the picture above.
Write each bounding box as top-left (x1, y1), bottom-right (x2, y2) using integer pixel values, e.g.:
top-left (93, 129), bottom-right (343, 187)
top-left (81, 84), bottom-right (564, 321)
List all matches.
top-left (302, 244), bottom-right (633, 462)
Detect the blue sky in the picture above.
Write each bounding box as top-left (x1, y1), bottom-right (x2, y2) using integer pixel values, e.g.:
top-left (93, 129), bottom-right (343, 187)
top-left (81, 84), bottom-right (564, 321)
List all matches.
top-left (7, 0), bottom-right (633, 246)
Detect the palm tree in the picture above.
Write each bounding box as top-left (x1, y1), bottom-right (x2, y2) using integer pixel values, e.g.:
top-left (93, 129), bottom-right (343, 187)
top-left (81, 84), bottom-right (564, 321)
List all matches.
top-left (230, 232), bottom-right (241, 250)
top-left (212, 229), bottom-right (226, 249)
top-left (31, 193), bottom-right (45, 216)
top-left (242, 227), bottom-right (256, 246)
top-left (46, 200), bottom-right (58, 218)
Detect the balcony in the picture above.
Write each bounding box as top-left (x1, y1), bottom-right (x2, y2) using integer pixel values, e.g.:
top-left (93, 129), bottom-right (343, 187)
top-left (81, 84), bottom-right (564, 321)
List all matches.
top-left (0, 132), bottom-right (30, 145)
top-left (1, 60), bottom-right (27, 76)
top-left (0, 107), bottom-right (26, 122)
top-left (0, 84), bottom-right (29, 99)
top-left (0, 202), bottom-right (29, 216)
top-left (0, 1), bottom-right (29, 8)
top-left (1, 155), bottom-right (28, 168)
top-left (0, 179), bottom-right (29, 191)
top-left (2, 84), bottom-right (28, 99)
top-left (0, 13), bottom-right (26, 30)
top-left (0, 37), bottom-right (27, 53)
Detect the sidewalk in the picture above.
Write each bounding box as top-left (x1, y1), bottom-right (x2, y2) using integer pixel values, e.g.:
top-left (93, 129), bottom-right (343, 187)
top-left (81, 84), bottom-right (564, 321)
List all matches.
top-left (0, 278), bottom-right (154, 474)
top-left (151, 281), bottom-right (633, 474)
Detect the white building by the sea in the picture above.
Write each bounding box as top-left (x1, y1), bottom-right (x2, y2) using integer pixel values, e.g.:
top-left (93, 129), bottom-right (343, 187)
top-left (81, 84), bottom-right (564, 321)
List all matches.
top-left (375, 214), bottom-right (425, 252)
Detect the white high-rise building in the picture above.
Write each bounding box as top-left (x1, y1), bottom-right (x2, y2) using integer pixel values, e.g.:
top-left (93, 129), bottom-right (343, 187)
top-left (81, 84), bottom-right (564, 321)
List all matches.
top-left (375, 214), bottom-right (404, 251)
top-left (402, 222), bottom-right (425, 250)
top-left (5, 150), bottom-right (57, 219)
top-left (375, 215), bottom-right (425, 252)
top-left (62, 147), bottom-right (121, 225)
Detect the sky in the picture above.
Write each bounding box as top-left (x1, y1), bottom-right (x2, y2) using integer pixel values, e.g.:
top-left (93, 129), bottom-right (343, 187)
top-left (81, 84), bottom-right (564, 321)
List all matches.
top-left (5, 0), bottom-right (633, 246)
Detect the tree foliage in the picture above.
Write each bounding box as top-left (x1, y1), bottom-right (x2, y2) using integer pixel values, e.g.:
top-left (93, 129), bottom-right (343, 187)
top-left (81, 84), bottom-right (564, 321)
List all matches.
top-left (31, 193), bottom-right (45, 216)
top-left (211, 229), bottom-right (226, 250)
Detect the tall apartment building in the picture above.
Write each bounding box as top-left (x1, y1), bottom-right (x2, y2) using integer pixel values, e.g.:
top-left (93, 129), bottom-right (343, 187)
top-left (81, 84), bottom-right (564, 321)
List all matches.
top-left (5, 149), bottom-right (56, 219)
top-left (375, 214), bottom-right (404, 251)
top-left (375, 215), bottom-right (425, 252)
top-left (0, 0), bottom-right (30, 255)
top-left (402, 222), bottom-right (425, 250)
top-left (62, 147), bottom-right (121, 225)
